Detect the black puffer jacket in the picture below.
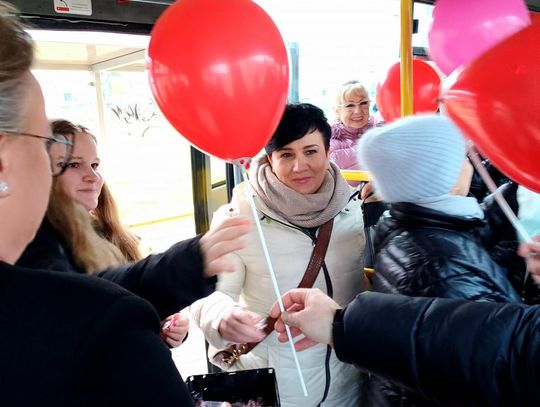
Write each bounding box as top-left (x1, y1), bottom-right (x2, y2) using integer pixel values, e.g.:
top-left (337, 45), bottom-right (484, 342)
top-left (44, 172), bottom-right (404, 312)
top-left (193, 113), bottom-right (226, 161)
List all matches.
top-left (334, 292), bottom-right (540, 406)
top-left (369, 202), bottom-right (522, 407)
top-left (478, 182), bottom-right (540, 303)
top-left (469, 158), bottom-right (510, 201)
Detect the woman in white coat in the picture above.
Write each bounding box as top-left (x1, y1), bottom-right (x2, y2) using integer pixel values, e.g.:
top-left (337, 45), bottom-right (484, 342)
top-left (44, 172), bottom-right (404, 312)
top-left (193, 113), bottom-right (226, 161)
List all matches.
top-left (191, 103), bottom-right (368, 406)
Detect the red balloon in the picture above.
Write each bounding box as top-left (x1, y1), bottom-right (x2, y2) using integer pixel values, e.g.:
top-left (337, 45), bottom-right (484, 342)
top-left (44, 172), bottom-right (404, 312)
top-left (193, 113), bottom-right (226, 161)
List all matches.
top-left (442, 23), bottom-right (540, 192)
top-left (531, 12), bottom-right (540, 25)
top-left (148, 0), bottom-right (289, 161)
top-left (376, 59), bottom-right (441, 123)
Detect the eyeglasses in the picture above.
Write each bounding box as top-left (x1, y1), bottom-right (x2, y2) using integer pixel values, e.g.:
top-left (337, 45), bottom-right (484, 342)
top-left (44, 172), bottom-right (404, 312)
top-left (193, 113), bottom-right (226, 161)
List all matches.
top-left (339, 100), bottom-right (371, 111)
top-left (0, 130), bottom-right (74, 176)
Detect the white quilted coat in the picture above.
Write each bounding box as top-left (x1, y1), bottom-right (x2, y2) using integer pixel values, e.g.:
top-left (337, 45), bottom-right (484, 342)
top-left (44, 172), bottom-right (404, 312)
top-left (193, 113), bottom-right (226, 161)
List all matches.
top-left (190, 182), bottom-right (367, 407)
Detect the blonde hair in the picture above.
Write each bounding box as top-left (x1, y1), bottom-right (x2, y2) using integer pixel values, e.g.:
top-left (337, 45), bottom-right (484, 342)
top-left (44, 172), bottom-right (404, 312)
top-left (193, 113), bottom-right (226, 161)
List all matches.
top-left (92, 182), bottom-right (143, 262)
top-left (48, 119), bottom-right (143, 273)
top-left (47, 182), bottom-right (126, 272)
top-left (334, 80), bottom-right (369, 107)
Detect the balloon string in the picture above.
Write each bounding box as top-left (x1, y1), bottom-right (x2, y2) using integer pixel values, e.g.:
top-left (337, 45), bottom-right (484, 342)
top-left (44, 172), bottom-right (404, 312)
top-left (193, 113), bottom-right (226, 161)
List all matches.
top-left (240, 167), bottom-right (308, 397)
top-left (467, 144), bottom-right (531, 282)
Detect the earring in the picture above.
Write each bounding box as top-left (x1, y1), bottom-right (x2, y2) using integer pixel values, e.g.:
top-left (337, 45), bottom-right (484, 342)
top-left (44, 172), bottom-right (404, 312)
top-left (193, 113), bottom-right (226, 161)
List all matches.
top-left (0, 181), bottom-right (9, 193)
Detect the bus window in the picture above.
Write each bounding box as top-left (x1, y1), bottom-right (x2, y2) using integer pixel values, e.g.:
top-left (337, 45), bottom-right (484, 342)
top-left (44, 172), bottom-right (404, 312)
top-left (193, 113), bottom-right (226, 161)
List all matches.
top-left (412, 2), bottom-right (434, 58)
top-left (256, 0), bottom-right (401, 118)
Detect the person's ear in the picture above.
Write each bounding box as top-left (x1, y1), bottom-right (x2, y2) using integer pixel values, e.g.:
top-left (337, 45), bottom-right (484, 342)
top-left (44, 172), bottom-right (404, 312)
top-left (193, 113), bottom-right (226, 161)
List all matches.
top-left (449, 159), bottom-right (474, 196)
top-left (334, 106), bottom-right (341, 122)
top-left (324, 146), bottom-right (331, 166)
top-left (0, 133), bottom-right (11, 173)
top-left (0, 134), bottom-right (12, 198)
top-left (326, 151), bottom-right (331, 170)
top-left (266, 153), bottom-right (273, 168)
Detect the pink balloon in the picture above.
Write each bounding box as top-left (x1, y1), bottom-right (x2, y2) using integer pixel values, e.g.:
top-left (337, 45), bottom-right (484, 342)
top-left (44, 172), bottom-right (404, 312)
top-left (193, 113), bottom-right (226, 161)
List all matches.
top-left (428, 0), bottom-right (530, 75)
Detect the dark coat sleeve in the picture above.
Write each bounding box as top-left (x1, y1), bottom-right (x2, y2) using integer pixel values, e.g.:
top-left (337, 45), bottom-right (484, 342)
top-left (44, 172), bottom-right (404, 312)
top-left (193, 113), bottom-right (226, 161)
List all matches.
top-left (333, 291), bottom-right (540, 406)
top-left (74, 293), bottom-right (194, 406)
top-left (414, 258), bottom-right (522, 303)
top-left (96, 236), bottom-right (215, 319)
top-left (477, 182), bottom-right (528, 293)
top-left (16, 219), bottom-right (79, 273)
top-left (477, 182), bottom-right (519, 248)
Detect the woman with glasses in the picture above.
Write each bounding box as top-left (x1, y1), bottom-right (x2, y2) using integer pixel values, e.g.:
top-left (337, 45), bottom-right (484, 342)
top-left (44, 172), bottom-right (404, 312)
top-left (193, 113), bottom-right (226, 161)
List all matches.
top-left (330, 81), bottom-right (386, 271)
top-left (17, 119), bottom-right (189, 348)
top-left (0, 3), bottom-right (249, 404)
top-left (329, 80), bottom-right (382, 174)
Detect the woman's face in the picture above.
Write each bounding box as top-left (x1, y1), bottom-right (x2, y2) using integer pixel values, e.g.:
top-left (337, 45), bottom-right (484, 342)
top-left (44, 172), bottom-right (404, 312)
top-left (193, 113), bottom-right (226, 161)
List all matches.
top-left (1, 75), bottom-right (53, 260)
top-left (267, 130), bottom-right (330, 195)
top-left (56, 132), bottom-right (104, 211)
top-left (336, 91), bottom-right (371, 129)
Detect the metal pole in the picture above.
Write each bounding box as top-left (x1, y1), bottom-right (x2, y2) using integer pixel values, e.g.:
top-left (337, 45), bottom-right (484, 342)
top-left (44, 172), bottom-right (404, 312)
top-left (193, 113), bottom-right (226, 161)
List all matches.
top-left (400, 0), bottom-right (414, 117)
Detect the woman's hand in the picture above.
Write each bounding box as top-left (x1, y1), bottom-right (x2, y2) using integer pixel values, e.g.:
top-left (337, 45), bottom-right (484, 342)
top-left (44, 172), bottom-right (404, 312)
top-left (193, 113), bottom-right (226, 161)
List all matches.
top-left (360, 181), bottom-right (382, 202)
top-left (218, 306), bottom-right (266, 344)
top-left (518, 236), bottom-right (540, 285)
top-left (160, 312), bottom-right (189, 348)
top-left (269, 288), bottom-right (341, 351)
top-left (200, 216), bottom-right (251, 277)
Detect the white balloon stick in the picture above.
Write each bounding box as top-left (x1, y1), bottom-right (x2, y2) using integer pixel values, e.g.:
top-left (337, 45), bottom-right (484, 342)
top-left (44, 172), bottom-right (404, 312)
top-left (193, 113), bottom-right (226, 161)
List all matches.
top-left (240, 166), bottom-right (308, 397)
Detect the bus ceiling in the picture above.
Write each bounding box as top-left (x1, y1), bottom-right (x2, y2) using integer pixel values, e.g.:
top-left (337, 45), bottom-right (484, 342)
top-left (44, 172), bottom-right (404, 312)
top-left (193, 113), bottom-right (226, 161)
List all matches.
top-left (8, 0), bottom-right (172, 34)
top-left (10, 0), bottom-right (540, 35)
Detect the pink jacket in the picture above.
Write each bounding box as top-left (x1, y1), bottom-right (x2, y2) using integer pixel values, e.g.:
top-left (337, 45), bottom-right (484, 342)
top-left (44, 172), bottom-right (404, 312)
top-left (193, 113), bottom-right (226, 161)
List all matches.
top-left (330, 116), bottom-right (382, 170)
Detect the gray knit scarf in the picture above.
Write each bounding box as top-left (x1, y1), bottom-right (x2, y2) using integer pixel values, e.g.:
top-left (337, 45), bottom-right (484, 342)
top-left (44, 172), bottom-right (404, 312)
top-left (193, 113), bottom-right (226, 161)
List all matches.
top-left (249, 155), bottom-right (352, 228)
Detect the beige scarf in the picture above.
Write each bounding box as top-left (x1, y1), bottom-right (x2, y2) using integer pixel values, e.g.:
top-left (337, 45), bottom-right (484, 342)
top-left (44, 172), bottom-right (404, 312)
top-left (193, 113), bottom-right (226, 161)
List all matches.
top-left (249, 155), bottom-right (352, 228)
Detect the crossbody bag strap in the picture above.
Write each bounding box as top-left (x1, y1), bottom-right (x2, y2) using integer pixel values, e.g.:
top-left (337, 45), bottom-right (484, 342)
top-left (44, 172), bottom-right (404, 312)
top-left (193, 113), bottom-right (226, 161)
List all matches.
top-left (252, 218), bottom-right (334, 339)
top-left (296, 218), bottom-right (334, 289)
top-left (218, 218), bottom-right (335, 367)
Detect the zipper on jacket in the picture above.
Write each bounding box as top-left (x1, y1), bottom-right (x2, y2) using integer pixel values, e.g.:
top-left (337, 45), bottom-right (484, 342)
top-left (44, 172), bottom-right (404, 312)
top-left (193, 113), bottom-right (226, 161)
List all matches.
top-left (260, 213), bottom-right (337, 406)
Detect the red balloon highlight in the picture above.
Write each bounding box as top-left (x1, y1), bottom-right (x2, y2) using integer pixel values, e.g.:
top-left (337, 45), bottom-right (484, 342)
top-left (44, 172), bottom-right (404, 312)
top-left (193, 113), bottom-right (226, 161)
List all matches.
top-left (148, 0), bottom-right (289, 161)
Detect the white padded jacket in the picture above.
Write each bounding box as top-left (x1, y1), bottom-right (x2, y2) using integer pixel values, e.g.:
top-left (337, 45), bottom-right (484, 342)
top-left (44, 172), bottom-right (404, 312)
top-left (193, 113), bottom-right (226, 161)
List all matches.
top-left (190, 182), bottom-right (367, 407)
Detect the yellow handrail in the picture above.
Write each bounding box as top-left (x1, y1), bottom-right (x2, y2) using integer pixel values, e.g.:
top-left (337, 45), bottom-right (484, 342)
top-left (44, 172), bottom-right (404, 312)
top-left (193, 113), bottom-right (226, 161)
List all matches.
top-left (341, 170), bottom-right (371, 182)
top-left (364, 267), bottom-right (375, 282)
top-left (129, 170), bottom-right (371, 228)
top-left (400, 0), bottom-right (414, 117)
top-left (129, 212), bottom-right (194, 229)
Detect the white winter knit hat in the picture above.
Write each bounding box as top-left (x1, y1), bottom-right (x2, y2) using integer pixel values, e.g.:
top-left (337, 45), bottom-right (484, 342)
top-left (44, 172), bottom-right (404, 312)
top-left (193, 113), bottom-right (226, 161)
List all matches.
top-left (356, 114), bottom-right (466, 203)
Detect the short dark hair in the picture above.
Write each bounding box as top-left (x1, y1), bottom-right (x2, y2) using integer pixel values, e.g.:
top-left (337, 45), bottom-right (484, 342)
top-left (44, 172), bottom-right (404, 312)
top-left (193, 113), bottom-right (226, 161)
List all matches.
top-left (265, 103), bottom-right (331, 154)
